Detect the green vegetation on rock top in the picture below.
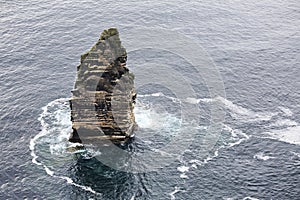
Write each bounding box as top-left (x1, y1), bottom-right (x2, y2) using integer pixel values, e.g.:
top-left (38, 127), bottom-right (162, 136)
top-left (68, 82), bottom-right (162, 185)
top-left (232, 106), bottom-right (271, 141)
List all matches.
top-left (100, 28), bottom-right (119, 40)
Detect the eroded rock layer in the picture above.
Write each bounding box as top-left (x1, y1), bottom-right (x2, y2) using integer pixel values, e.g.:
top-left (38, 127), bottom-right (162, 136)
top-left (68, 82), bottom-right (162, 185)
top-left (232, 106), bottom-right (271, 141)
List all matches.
top-left (69, 28), bottom-right (136, 143)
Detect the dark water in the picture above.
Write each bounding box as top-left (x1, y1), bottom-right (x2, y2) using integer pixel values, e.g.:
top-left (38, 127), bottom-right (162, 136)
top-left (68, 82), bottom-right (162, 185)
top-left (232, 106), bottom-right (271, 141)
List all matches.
top-left (1, 0), bottom-right (299, 199)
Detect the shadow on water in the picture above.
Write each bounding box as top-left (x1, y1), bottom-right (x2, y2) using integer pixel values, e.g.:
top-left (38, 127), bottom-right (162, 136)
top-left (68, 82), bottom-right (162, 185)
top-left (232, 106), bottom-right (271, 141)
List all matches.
top-left (67, 142), bottom-right (151, 200)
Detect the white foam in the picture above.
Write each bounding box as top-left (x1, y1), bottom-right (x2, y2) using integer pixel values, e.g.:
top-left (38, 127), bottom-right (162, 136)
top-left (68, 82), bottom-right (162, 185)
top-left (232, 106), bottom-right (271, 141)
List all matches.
top-left (266, 126), bottom-right (300, 145)
top-left (134, 106), bottom-right (154, 129)
top-left (185, 97), bottom-right (214, 104)
top-left (138, 92), bottom-right (164, 97)
top-left (180, 174), bottom-right (189, 179)
top-left (59, 176), bottom-right (97, 194)
top-left (169, 186), bottom-right (184, 200)
top-left (31, 95), bottom-right (295, 197)
top-left (185, 96), bottom-right (277, 123)
top-left (279, 106), bottom-right (293, 117)
top-left (243, 197), bottom-right (260, 200)
top-left (254, 152), bottom-right (275, 161)
top-left (141, 93), bottom-right (281, 124)
top-left (290, 151), bottom-right (300, 158)
top-left (184, 124), bottom-right (249, 172)
top-left (222, 124), bottom-right (250, 147)
top-left (139, 94), bottom-right (252, 155)
top-left (29, 98), bottom-right (62, 166)
top-left (216, 97), bottom-right (277, 122)
top-left (0, 183), bottom-right (8, 190)
top-left (191, 164), bottom-right (197, 169)
top-left (270, 119), bottom-right (297, 127)
top-left (44, 166), bottom-right (55, 176)
top-left (177, 166), bottom-right (189, 173)
top-left (29, 98), bottom-right (100, 195)
top-left (130, 195), bottom-right (135, 200)
top-left (185, 97), bottom-right (200, 104)
top-left (67, 142), bottom-right (84, 148)
top-left (141, 93), bottom-right (279, 123)
top-left (189, 159), bottom-right (202, 165)
top-left (134, 102), bottom-right (181, 137)
top-left (152, 92), bottom-right (163, 97)
top-left (139, 92), bottom-right (181, 104)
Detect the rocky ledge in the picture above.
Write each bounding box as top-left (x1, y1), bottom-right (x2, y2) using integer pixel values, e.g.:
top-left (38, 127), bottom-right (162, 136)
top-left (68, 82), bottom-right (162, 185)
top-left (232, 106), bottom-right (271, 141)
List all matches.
top-left (69, 28), bottom-right (136, 144)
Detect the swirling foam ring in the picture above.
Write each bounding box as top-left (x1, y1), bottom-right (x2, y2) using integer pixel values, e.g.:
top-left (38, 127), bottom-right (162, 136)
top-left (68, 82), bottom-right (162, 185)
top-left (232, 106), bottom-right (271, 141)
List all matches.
top-left (75, 27), bottom-right (226, 173)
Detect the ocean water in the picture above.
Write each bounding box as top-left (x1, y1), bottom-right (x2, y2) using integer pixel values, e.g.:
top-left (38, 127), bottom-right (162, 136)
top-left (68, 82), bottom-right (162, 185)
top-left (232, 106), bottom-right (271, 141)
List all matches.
top-left (1, 0), bottom-right (300, 199)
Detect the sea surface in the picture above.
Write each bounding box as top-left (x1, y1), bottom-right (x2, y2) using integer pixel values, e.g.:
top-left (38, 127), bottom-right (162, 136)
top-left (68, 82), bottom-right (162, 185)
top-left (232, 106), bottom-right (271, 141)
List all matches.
top-left (1, 0), bottom-right (300, 199)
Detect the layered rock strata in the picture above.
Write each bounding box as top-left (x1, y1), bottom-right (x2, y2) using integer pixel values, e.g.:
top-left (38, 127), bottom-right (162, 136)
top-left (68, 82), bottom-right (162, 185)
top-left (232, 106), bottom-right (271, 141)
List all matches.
top-left (69, 28), bottom-right (136, 144)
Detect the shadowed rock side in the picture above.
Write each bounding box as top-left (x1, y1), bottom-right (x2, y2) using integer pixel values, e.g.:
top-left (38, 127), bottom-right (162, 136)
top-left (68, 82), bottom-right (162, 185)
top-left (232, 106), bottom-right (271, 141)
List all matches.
top-left (69, 28), bottom-right (137, 144)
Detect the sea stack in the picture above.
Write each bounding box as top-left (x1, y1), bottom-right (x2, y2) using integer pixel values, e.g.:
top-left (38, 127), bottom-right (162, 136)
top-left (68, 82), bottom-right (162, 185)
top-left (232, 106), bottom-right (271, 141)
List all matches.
top-left (69, 28), bottom-right (136, 144)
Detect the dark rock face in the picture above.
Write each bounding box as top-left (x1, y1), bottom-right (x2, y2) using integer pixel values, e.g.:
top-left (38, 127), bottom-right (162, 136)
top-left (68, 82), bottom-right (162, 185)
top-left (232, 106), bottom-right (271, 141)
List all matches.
top-left (69, 28), bottom-right (136, 144)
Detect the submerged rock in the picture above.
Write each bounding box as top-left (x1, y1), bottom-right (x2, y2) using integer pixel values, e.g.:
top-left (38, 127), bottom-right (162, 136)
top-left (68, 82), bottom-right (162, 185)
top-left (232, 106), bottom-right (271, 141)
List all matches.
top-left (69, 28), bottom-right (136, 144)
